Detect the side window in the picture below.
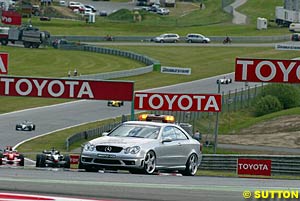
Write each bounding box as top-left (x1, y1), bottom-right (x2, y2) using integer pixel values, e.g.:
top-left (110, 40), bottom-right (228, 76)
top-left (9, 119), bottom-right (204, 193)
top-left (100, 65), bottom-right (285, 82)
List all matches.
top-left (174, 127), bottom-right (189, 140)
top-left (162, 126), bottom-right (176, 141)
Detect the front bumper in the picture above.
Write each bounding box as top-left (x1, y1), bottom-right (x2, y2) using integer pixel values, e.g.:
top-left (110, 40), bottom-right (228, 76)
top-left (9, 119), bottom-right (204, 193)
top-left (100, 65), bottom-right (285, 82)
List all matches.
top-left (80, 152), bottom-right (144, 169)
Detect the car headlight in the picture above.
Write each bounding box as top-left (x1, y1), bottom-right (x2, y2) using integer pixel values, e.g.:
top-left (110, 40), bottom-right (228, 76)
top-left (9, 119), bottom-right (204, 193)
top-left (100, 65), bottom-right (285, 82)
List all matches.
top-left (84, 143), bottom-right (95, 151)
top-left (124, 146), bottom-right (140, 154)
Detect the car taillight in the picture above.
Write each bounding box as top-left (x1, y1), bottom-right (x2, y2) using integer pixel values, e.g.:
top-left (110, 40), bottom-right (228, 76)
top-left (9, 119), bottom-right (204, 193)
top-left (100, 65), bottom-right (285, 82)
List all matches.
top-left (200, 143), bottom-right (203, 152)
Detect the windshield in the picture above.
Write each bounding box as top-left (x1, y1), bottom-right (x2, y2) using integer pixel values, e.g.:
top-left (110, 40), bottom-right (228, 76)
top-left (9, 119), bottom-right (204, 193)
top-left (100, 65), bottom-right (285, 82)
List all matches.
top-left (109, 124), bottom-right (160, 139)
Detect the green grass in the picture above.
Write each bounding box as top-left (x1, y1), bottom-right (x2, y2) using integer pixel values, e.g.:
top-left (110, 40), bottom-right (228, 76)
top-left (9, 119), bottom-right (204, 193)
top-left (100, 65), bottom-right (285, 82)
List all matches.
top-left (29, 0), bottom-right (291, 36)
top-left (2, 45), bottom-right (300, 113)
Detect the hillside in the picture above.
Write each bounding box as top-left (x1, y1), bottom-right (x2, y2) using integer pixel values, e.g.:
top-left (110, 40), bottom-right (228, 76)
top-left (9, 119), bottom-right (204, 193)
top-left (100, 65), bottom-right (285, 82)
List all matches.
top-left (219, 115), bottom-right (300, 149)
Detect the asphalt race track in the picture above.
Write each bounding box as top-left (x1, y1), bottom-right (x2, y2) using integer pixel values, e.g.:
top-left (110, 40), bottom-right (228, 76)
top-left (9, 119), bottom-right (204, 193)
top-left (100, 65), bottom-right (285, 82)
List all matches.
top-left (0, 42), bottom-right (288, 201)
top-left (0, 72), bottom-right (260, 148)
top-left (0, 167), bottom-right (300, 201)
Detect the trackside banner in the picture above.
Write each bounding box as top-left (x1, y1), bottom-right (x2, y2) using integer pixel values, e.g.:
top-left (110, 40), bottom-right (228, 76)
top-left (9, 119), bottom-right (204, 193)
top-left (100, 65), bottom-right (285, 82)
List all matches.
top-left (134, 92), bottom-right (222, 112)
top-left (1, 11), bottom-right (22, 25)
top-left (0, 53), bottom-right (8, 74)
top-left (235, 58), bottom-right (300, 83)
top-left (0, 76), bottom-right (134, 101)
top-left (237, 158), bottom-right (271, 177)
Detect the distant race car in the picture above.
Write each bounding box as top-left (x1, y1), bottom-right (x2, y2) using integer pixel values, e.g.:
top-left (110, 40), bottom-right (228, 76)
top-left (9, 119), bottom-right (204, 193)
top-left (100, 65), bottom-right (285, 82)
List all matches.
top-left (0, 146), bottom-right (25, 166)
top-left (107, 100), bottom-right (124, 107)
top-left (36, 148), bottom-right (70, 168)
top-left (16, 120), bottom-right (36, 131)
top-left (216, 77), bottom-right (232, 84)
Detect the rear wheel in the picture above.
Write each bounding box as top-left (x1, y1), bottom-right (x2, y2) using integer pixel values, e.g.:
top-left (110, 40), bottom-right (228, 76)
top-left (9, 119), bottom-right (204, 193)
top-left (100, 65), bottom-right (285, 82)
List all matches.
top-left (19, 154), bottom-right (25, 166)
top-left (180, 153), bottom-right (198, 176)
top-left (142, 151), bottom-right (156, 174)
top-left (64, 155), bottom-right (70, 168)
top-left (0, 153), bottom-right (3, 165)
top-left (32, 43), bottom-right (40, 48)
top-left (23, 42), bottom-right (31, 48)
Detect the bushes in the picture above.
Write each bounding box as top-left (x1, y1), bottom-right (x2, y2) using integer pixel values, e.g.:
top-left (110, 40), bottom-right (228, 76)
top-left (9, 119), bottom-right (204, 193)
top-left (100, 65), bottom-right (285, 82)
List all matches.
top-left (254, 84), bottom-right (300, 116)
top-left (254, 95), bottom-right (283, 116)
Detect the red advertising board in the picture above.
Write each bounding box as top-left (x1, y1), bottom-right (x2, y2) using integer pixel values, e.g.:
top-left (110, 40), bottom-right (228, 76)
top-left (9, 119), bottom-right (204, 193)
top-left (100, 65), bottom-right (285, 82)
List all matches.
top-left (134, 92), bottom-right (222, 112)
top-left (1, 11), bottom-right (22, 25)
top-left (0, 53), bottom-right (8, 74)
top-left (235, 58), bottom-right (300, 83)
top-left (0, 76), bottom-right (134, 101)
top-left (237, 158), bottom-right (272, 177)
top-left (70, 154), bottom-right (80, 165)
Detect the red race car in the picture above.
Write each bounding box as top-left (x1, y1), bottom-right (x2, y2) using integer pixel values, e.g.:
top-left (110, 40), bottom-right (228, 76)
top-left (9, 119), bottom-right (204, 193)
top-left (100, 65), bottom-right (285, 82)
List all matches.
top-left (0, 146), bottom-right (25, 166)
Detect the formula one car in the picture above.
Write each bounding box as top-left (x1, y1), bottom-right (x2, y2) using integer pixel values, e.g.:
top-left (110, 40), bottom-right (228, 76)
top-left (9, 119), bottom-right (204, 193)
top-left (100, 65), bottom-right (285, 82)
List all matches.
top-left (0, 146), bottom-right (25, 166)
top-left (107, 100), bottom-right (124, 107)
top-left (36, 148), bottom-right (70, 168)
top-left (216, 77), bottom-right (232, 84)
top-left (16, 120), bottom-right (36, 131)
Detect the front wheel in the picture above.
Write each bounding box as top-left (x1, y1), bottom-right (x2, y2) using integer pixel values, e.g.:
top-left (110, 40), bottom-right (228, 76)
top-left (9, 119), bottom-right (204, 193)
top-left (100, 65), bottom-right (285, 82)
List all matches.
top-left (143, 151), bottom-right (156, 174)
top-left (180, 153), bottom-right (198, 176)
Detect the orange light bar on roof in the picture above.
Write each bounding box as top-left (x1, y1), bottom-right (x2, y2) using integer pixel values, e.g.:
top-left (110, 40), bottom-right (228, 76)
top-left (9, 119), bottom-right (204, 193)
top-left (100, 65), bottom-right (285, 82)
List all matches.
top-left (138, 114), bottom-right (148, 121)
top-left (138, 114), bottom-right (175, 123)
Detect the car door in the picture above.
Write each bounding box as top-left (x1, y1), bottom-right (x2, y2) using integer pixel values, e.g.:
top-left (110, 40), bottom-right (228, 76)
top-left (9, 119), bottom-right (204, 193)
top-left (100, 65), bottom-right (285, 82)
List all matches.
top-left (155, 126), bottom-right (184, 167)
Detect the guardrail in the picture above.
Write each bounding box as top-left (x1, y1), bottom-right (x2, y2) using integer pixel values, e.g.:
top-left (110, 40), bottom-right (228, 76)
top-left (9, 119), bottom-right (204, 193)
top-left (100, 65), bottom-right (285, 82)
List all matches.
top-left (58, 43), bottom-right (161, 80)
top-left (52, 35), bottom-right (291, 43)
top-left (65, 121), bottom-right (122, 151)
top-left (200, 154), bottom-right (300, 175)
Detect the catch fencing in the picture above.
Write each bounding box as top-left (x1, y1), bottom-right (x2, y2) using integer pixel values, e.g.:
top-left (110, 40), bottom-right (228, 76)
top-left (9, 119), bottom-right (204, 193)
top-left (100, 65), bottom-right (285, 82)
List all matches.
top-left (200, 154), bottom-right (300, 175)
top-left (65, 121), bottom-right (122, 151)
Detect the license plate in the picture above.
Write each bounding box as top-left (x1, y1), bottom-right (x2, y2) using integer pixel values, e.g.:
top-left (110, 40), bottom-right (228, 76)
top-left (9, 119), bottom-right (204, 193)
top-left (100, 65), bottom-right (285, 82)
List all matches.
top-left (97, 154), bottom-right (116, 158)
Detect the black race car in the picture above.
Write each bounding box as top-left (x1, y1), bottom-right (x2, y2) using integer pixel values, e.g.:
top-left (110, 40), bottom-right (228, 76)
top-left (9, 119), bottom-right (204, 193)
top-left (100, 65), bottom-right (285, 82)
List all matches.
top-left (216, 77), bottom-right (233, 84)
top-left (16, 121), bottom-right (36, 131)
top-left (36, 148), bottom-right (70, 168)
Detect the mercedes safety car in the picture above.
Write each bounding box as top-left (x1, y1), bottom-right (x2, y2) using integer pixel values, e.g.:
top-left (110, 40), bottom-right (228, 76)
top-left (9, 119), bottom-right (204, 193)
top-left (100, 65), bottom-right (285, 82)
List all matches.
top-left (79, 114), bottom-right (202, 176)
top-left (0, 146), bottom-right (25, 166)
top-left (16, 120), bottom-right (36, 131)
top-left (36, 148), bottom-right (70, 168)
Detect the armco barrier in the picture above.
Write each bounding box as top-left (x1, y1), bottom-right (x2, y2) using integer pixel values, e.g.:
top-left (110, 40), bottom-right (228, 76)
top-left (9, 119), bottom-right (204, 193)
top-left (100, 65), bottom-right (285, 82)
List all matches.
top-left (200, 154), bottom-right (300, 175)
top-left (58, 43), bottom-right (160, 80)
top-left (65, 122), bottom-right (121, 151)
top-left (51, 35), bottom-right (291, 43)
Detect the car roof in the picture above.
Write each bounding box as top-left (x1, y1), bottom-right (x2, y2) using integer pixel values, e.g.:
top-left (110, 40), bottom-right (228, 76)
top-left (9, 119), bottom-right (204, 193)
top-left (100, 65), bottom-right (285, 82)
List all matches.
top-left (124, 120), bottom-right (177, 127)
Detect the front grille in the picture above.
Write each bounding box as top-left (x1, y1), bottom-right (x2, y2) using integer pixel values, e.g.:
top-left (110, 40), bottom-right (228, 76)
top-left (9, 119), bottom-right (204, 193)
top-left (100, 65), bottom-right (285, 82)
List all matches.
top-left (96, 146), bottom-right (123, 153)
top-left (94, 159), bottom-right (121, 165)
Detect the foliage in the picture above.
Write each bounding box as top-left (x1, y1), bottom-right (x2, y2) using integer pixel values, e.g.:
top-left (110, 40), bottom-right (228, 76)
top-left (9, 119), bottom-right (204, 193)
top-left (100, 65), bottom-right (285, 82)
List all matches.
top-left (254, 95), bottom-right (283, 116)
top-left (259, 84), bottom-right (300, 109)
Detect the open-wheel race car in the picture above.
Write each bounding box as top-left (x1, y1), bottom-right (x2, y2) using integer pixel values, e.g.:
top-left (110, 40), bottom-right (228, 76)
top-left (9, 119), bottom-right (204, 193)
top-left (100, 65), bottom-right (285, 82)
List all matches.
top-left (16, 120), bottom-right (36, 131)
top-left (216, 77), bottom-right (233, 84)
top-left (0, 146), bottom-right (25, 166)
top-left (107, 100), bottom-right (124, 107)
top-left (36, 148), bottom-right (70, 168)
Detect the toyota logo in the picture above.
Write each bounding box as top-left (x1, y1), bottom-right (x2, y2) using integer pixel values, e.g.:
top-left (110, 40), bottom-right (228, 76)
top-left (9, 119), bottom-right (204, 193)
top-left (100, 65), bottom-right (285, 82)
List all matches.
top-left (105, 146), bottom-right (112, 152)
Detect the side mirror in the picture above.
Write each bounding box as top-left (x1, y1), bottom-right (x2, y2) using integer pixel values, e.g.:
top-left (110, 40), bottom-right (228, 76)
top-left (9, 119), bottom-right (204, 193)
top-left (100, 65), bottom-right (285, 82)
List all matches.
top-left (102, 132), bottom-right (109, 136)
top-left (162, 137), bottom-right (172, 143)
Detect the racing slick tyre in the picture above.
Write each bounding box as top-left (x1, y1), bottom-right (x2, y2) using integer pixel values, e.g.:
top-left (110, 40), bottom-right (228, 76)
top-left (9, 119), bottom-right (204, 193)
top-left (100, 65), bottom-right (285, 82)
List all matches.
top-left (0, 153), bottom-right (3, 165)
top-left (19, 154), bottom-right (25, 166)
top-left (64, 155), bottom-right (71, 168)
top-left (142, 151), bottom-right (156, 174)
top-left (32, 125), bottom-right (36, 131)
top-left (179, 153), bottom-right (198, 176)
top-left (36, 154), bottom-right (46, 167)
